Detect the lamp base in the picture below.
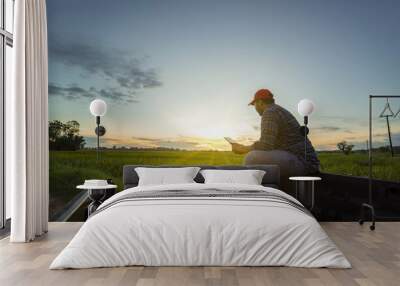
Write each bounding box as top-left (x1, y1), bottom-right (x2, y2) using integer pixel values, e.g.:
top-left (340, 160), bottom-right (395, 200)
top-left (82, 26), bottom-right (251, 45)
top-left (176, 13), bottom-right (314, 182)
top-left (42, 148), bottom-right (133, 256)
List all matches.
top-left (359, 203), bottom-right (376, 231)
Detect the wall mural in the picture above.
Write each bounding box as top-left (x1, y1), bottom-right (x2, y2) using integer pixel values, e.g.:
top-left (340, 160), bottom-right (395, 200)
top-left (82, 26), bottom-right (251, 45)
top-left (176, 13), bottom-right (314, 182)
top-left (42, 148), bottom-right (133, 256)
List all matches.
top-left (47, 0), bottom-right (400, 220)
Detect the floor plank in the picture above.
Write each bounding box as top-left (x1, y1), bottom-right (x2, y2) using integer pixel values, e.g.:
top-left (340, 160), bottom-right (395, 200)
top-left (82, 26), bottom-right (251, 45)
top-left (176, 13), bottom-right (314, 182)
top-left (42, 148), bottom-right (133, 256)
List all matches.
top-left (0, 222), bottom-right (399, 286)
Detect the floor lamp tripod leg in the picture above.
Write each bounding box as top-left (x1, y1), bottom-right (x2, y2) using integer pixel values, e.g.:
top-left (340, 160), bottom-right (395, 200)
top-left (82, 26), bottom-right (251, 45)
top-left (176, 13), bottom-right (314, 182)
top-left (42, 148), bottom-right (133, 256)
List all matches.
top-left (359, 203), bottom-right (375, 231)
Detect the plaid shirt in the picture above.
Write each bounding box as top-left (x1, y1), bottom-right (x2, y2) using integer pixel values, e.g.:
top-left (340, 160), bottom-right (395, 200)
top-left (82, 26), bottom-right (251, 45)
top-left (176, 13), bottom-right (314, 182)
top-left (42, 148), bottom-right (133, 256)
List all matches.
top-left (252, 104), bottom-right (320, 173)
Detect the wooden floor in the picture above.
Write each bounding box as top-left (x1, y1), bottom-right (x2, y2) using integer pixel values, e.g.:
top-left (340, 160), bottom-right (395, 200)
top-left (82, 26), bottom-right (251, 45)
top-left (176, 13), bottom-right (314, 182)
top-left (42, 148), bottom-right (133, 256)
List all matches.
top-left (0, 222), bottom-right (399, 286)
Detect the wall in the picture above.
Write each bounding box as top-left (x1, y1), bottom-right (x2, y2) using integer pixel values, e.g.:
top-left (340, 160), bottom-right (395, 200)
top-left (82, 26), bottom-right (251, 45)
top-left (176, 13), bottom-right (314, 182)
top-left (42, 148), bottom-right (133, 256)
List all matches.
top-left (47, 0), bottom-right (400, 220)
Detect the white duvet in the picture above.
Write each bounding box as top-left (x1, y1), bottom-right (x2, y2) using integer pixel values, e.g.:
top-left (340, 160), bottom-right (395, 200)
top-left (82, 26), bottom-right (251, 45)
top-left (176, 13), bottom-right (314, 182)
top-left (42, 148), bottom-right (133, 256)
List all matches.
top-left (50, 183), bottom-right (351, 269)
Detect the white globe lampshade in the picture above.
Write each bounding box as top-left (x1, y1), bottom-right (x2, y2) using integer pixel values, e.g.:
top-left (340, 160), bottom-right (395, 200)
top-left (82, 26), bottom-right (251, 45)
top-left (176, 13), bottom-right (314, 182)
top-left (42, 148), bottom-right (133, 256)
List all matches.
top-left (297, 99), bottom-right (315, 116)
top-left (89, 99), bottom-right (107, 117)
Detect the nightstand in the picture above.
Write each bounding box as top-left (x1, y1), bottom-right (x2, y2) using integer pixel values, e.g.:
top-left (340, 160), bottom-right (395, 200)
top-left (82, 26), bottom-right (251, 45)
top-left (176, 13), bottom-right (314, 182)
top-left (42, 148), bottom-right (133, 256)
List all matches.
top-left (77, 183), bottom-right (117, 216)
top-left (289, 176), bottom-right (321, 211)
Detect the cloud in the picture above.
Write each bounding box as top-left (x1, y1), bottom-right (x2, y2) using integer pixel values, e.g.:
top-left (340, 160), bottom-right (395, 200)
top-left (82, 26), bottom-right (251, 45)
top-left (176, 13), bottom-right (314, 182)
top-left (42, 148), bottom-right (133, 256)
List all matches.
top-left (129, 136), bottom-right (204, 150)
top-left (314, 126), bottom-right (341, 132)
top-left (49, 84), bottom-right (94, 100)
top-left (49, 39), bottom-right (162, 102)
top-left (133, 137), bottom-right (160, 142)
top-left (97, 88), bottom-right (138, 103)
top-left (49, 83), bottom-right (140, 103)
top-left (313, 126), bottom-right (355, 134)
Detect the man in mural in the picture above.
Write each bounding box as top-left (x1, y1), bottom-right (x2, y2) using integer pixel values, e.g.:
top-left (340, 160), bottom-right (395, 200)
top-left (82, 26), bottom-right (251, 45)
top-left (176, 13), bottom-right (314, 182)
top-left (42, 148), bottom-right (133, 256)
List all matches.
top-left (231, 89), bottom-right (320, 190)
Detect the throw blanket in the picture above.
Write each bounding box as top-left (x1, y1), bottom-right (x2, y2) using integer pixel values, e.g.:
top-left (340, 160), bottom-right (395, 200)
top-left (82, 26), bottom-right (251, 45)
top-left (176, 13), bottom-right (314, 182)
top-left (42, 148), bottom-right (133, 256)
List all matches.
top-left (91, 188), bottom-right (311, 218)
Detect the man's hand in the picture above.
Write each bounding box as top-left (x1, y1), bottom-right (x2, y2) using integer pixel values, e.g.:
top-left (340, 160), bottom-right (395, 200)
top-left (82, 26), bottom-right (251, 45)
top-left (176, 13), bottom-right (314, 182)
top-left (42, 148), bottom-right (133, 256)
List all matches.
top-left (231, 143), bottom-right (251, 154)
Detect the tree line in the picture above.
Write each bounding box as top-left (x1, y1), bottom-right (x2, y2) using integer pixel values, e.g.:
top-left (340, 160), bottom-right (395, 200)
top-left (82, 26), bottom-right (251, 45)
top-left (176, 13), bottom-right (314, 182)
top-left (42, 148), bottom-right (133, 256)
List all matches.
top-left (49, 120), bottom-right (85, 151)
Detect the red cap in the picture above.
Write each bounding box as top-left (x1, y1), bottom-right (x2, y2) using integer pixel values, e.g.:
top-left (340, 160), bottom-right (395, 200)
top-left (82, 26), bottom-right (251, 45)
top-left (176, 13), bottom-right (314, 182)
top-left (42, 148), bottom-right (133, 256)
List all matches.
top-left (249, 89), bottom-right (274, 105)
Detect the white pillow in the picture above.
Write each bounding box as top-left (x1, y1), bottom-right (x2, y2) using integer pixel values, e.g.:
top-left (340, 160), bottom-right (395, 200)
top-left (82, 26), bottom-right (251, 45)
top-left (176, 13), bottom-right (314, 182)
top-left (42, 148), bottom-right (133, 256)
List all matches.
top-left (135, 167), bottom-right (201, 186)
top-left (200, 169), bottom-right (266, 185)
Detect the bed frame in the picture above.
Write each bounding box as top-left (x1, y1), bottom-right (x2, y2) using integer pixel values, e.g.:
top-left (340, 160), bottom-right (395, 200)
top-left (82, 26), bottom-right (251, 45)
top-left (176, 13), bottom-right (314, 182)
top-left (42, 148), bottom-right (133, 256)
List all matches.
top-left (123, 165), bottom-right (280, 189)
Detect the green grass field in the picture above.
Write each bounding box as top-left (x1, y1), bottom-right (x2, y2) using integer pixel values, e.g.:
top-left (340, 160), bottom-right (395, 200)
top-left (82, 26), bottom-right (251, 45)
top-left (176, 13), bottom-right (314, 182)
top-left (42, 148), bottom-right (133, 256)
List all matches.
top-left (49, 150), bottom-right (400, 216)
top-left (319, 152), bottom-right (400, 181)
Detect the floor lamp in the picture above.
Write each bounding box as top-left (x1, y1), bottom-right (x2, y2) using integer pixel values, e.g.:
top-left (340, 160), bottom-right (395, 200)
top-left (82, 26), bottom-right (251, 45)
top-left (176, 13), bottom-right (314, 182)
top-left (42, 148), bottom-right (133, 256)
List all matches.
top-left (359, 95), bottom-right (400, 231)
top-left (89, 99), bottom-right (107, 160)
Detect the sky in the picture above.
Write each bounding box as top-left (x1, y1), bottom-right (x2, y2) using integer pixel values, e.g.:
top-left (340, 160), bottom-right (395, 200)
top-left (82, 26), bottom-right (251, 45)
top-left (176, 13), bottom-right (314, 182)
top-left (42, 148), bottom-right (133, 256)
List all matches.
top-left (47, 0), bottom-right (400, 151)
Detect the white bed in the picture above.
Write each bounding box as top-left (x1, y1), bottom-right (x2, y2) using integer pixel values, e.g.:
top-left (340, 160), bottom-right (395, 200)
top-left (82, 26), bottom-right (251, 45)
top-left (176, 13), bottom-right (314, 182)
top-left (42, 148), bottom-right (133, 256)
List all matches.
top-left (50, 182), bottom-right (351, 269)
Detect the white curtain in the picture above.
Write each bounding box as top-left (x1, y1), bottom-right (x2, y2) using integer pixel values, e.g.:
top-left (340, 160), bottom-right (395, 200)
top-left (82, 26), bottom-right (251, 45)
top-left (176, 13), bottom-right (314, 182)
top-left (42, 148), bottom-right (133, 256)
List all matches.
top-left (9, 0), bottom-right (49, 242)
